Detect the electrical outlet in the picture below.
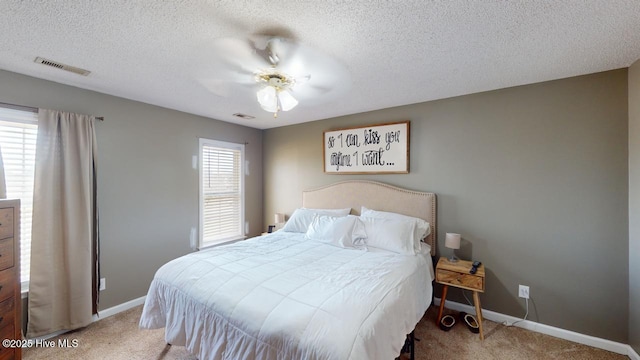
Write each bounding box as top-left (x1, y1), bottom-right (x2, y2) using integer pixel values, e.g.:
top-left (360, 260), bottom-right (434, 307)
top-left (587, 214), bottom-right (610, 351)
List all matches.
top-left (99, 278), bottom-right (106, 291)
top-left (518, 285), bottom-right (529, 299)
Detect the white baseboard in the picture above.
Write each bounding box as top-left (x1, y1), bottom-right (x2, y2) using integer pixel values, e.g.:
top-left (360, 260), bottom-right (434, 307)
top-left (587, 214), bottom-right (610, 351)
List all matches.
top-left (93, 295), bottom-right (146, 320)
top-left (30, 294), bottom-right (640, 360)
top-left (31, 296), bottom-right (146, 341)
top-left (434, 297), bottom-right (636, 358)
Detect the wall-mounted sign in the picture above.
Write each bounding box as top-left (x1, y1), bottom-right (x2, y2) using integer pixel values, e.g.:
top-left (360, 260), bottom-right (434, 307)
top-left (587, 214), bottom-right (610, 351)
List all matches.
top-left (323, 121), bottom-right (410, 174)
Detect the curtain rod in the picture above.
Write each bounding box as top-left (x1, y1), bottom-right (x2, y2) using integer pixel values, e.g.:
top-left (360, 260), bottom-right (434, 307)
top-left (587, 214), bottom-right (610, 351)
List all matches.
top-left (0, 101), bottom-right (104, 121)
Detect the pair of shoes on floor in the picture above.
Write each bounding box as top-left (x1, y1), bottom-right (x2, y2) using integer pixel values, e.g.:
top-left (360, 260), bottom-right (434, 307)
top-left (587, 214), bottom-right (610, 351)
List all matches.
top-left (439, 314), bottom-right (456, 331)
top-left (440, 312), bottom-right (480, 333)
top-left (460, 312), bottom-right (480, 333)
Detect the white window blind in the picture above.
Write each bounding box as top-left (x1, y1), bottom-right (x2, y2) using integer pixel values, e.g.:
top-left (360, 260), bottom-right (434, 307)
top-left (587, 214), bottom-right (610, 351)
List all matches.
top-left (199, 139), bottom-right (244, 248)
top-left (0, 107), bottom-right (38, 284)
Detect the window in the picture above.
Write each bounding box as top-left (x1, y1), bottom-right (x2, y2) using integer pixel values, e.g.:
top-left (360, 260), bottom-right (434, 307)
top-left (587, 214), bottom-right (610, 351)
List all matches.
top-left (0, 107), bottom-right (38, 284)
top-left (199, 138), bottom-right (245, 248)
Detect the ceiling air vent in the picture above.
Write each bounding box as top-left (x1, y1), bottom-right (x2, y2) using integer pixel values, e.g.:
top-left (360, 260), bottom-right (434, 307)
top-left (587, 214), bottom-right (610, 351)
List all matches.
top-left (34, 57), bottom-right (91, 76)
top-left (233, 113), bottom-right (255, 120)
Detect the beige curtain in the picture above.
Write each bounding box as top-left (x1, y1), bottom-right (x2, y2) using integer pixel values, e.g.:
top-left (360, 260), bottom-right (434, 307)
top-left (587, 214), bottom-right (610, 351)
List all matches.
top-left (27, 109), bottom-right (99, 338)
top-left (0, 144), bottom-right (6, 199)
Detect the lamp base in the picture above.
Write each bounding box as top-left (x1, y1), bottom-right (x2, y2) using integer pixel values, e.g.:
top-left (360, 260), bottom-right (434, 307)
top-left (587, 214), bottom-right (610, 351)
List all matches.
top-left (447, 256), bottom-right (458, 263)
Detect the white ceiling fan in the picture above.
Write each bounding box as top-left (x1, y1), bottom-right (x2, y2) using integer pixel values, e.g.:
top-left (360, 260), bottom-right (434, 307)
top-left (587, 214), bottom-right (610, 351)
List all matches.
top-left (201, 35), bottom-right (350, 118)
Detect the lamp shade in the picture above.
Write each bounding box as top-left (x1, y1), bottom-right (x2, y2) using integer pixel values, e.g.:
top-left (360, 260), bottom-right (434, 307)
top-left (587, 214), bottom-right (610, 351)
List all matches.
top-left (445, 233), bottom-right (461, 250)
top-left (274, 213), bottom-right (285, 224)
top-left (257, 86), bottom-right (278, 112)
top-left (278, 89), bottom-right (298, 111)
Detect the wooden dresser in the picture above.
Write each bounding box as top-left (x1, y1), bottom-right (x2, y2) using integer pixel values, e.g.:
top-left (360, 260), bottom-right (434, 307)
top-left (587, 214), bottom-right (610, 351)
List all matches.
top-left (0, 199), bottom-right (20, 360)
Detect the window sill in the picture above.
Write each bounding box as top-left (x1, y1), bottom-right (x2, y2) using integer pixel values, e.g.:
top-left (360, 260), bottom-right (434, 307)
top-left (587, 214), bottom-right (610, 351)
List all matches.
top-left (199, 236), bottom-right (246, 250)
top-left (21, 281), bottom-right (29, 299)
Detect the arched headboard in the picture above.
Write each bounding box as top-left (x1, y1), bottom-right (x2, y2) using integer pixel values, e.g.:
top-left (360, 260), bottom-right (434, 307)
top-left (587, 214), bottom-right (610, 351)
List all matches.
top-left (302, 180), bottom-right (437, 256)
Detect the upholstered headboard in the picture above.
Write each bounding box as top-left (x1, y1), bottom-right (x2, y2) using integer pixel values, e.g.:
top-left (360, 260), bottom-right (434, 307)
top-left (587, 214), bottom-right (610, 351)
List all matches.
top-left (302, 180), bottom-right (437, 256)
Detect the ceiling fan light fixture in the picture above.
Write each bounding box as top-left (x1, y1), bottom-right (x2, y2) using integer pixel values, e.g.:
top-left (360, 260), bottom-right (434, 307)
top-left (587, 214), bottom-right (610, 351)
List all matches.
top-left (278, 89), bottom-right (298, 111)
top-left (207, 35), bottom-right (350, 121)
top-left (255, 70), bottom-right (299, 117)
top-left (257, 85), bottom-right (278, 112)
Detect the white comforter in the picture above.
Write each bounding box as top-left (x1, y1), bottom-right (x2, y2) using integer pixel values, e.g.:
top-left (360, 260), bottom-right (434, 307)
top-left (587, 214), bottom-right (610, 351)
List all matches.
top-left (139, 231), bottom-right (434, 360)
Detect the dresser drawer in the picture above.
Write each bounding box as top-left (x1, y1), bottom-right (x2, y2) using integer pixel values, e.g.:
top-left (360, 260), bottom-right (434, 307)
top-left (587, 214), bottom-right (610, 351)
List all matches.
top-left (0, 321), bottom-right (14, 341)
top-left (0, 209), bottom-right (13, 241)
top-left (0, 298), bottom-right (14, 332)
top-left (0, 324), bottom-right (15, 360)
top-left (0, 268), bottom-right (15, 303)
top-left (0, 239), bottom-right (13, 272)
top-left (436, 268), bottom-right (484, 292)
top-left (0, 322), bottom-right (15, 360)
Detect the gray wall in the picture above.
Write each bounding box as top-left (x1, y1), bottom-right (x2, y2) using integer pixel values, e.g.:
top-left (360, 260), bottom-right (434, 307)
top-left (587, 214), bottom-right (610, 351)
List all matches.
top-left (630, 60), bottom-right (640, 354)
top-left (263, 69), bottom-right (629, 342)
top-left (0, 69), bottom-right (263, 311)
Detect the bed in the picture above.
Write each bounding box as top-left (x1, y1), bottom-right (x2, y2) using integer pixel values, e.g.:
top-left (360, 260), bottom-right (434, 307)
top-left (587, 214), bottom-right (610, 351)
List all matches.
top-left (139, 180), bottom-right (437, 360)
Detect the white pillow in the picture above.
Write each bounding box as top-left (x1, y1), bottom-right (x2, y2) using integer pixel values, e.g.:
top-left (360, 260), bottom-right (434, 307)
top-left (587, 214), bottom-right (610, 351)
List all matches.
top-left (302, 207), bottom-right (351, 216)
top-left (305, 215), bottom-right (366, 248)
top-left (282, 208), bottom-right (351, 233)
top-left (360, 217), bottom-right (416, 255)
top-left (360, 206), bottom-right (430, 251)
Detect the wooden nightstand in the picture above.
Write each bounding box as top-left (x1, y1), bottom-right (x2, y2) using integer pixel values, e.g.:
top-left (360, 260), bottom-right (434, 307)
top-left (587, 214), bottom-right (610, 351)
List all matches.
top-left (435, 257), bottom-right (486, 340)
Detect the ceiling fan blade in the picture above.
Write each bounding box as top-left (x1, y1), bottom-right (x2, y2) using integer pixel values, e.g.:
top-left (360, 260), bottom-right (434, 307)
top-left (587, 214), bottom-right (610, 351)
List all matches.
top-left (199, 79), bottom-right (233, 97)
top-left (268, 40), bottom-right (305, 75)
top-left (208, 37), bottom-right (271, 72)
top-left (250, 36), bottom-right (282, 67)
top-left (201, 35), bottom-right (351, 107)
top-left (294, 74), bottom-right (311, 84)
top-left (215, 58), bottom-right (257, 78)
top-left (199, 77), bottom-right (255, 98)
top-left (301, 83), bottom-right (332, 95)
top-left (261, 38), bottom-right (352, 101)
top-left (289, 59), bottom-right (350, 103)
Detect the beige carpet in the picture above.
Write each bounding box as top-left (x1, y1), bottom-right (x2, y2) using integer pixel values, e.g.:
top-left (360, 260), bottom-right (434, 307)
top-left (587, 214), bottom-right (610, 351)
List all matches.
top-left (23, 305), bottom-right (628, 360)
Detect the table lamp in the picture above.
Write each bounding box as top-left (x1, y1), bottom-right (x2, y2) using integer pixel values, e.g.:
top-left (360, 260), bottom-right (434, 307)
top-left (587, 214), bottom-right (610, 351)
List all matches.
top-left (445, 233), bottom-right (461, 262)
top-left (274, 213), bottom-right (285, 231)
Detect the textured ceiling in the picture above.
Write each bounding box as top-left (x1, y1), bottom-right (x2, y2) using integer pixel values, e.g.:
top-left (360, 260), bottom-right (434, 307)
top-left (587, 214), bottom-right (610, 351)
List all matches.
top-left (1, 1), bottom-right (639, 129)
